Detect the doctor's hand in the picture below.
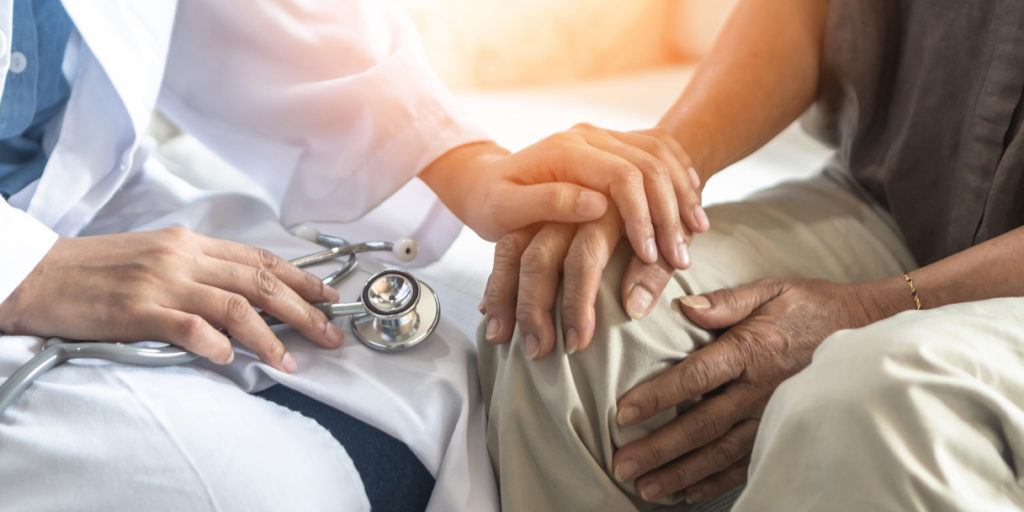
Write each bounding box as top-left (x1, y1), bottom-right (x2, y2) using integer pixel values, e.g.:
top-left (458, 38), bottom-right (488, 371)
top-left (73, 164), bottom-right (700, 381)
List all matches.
top-left (0, 228), bottom-right (344, 373)
top-left (480, 210), bottom-right (676, 359)
top-left (421, 125), bottom-right (708, 271)
top-left (611, 279), bottom-right (893, 503)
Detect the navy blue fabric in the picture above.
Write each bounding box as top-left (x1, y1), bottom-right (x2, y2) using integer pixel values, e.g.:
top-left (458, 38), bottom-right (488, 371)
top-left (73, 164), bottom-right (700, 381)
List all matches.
top-left (0, 0), bottom-right (73, 198)
top-left (256, 384), bottom-right (435, 511)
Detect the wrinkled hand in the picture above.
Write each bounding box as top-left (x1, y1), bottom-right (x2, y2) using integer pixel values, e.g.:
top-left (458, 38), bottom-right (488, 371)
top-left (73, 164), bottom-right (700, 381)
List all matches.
top-left (481, 208), bottom-right (679, 360)
top-left (612, 278), bottom-right (887, 503)
top-left (423, 125), bottom-right (709, 270)
top-left (0, 228), bottom-right (344, 373)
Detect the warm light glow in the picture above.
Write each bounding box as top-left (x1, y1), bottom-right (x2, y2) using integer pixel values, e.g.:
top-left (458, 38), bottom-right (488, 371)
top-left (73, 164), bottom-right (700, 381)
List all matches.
top-left (392, 0), bottom-right (737, 90)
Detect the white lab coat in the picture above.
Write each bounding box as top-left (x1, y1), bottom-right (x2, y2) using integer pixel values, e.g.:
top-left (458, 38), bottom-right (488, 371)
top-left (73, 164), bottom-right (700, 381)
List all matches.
top-left (0, 0), bottom-right (497, 510)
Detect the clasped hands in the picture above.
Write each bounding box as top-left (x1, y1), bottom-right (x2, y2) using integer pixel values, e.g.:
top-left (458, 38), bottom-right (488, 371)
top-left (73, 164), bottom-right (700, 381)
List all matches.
top-left (471, 125), bottom-right (892, 503)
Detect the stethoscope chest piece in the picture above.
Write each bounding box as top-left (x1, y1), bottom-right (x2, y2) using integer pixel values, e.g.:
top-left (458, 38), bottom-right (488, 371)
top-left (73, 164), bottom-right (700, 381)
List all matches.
top-left (349, 270), bottom-right (440, 352)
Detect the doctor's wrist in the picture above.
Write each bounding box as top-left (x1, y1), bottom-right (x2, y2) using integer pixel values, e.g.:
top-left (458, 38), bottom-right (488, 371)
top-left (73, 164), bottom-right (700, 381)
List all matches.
top-left (420, 141), bottom-right (510, 213)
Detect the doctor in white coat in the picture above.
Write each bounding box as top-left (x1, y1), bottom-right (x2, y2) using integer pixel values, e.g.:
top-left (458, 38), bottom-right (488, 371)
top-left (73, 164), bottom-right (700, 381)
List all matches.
top-left (0, 0), bottom-right (706, 510)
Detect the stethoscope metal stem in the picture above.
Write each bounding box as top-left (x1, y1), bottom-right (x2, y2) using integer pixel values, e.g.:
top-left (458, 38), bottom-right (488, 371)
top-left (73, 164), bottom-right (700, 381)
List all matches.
top-left (289, 241), bottom-right (394, 268)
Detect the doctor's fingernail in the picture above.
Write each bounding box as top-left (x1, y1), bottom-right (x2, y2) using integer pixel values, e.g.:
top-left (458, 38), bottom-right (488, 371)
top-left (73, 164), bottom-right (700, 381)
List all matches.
top-left (281, 352), bottom-right (299, 373)
top-left (615, 459), bottom-right (638, 481)
top-left (640, 482), bottom-right (663, 502)
top-left (625, 284), bottom-right (655, 319)
top-left (643, 237), bottom-right (658, 262)
top-left (687, 166), bottom-right (701, 189)
top-left (322, 284), bottom-right (340, 303)
top-left (325, 322), bottom-right (343, 346)
top-left (617, 405), bottom-right (639, 426)
top-left (485, 317), bottom-right (501, 342)
top-left (576, 190), bottom-right (607, 218)
top-left (564, 328), bottom-right (580, 354)
top-left (523, 334), bottom-right (540, 360)
top-left (694, 205), bottom-right (710, 232)
top-left (677, 295), bottom-right (711, 310)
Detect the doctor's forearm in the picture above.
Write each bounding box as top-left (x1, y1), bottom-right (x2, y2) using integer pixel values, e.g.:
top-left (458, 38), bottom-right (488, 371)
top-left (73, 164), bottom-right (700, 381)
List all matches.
top-left (658, 0), bottom-right (829, 181)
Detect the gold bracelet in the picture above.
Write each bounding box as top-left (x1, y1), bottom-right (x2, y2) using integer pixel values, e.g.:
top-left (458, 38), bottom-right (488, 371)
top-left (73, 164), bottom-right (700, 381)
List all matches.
top-left (902, 272), bottom-right (922, 310)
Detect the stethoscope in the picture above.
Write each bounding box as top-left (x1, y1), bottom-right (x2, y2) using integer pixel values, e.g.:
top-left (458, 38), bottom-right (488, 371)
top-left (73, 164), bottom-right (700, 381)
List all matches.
top-left (0, 226), bottom-right (441, 416)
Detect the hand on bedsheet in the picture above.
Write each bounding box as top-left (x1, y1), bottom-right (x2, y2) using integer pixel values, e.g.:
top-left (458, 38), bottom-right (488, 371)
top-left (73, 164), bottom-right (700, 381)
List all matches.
top-left (480, 209), bottom-right (677, 359)
top-left (0, 228), bottom-right (344, 373)
top-left (612, 278), bottom-right (892, 503)
top-left (421, 125), bottom-right (709, 270)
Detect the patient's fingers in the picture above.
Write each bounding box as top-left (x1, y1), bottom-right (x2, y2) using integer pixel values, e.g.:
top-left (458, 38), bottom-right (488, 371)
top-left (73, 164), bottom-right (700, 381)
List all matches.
top-left (620, 255), bottom-right (675, 320)
top-left (484, 228), bottom-right (538, 345)
top-left (193, 256), bottom-right (343, 349)
top-left (515, 223), bottom-right (576, 360)
top-left (560, 210), bottom-right (623, 354)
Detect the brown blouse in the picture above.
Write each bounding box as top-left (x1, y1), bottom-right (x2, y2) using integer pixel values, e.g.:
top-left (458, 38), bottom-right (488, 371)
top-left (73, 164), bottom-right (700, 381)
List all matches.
top-left (801, 0), bottom-right (1024, 265)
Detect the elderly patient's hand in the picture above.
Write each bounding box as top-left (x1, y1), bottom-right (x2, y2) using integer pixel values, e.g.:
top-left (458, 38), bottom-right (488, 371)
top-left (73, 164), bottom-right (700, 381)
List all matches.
top-left (0, 228), bottom-right (343, 373)
top-left (612, 278), bottom-right (889, 503)
top-left (481, 208), bottom-right (680, 359)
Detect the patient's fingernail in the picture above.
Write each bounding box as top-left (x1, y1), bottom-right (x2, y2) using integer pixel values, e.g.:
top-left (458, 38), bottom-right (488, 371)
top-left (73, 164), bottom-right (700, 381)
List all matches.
top-left (694, 205), bottom-right (710, 232)
top-left (325, 322), bottom-right (343, 347)
top-left (565, 328), bottom-right (580, 354)
top-left (224, 350), bottom-right (235, 364)
top-left (281, 352), bottom-right (298, 373)
top-left (677, 295), bottom-right (711, 310)
top-left (687, 166), bottom-right (701, 189)
top-left (643, 237), bottom-right (658, 262)
top-left (485, 317), bottom-right (501, 341)
top-left (640, 482), bottom-right (663, 502)
top-left (617, 405), bottom-right (639, 426)
top-left (625, 284), bottom-right (655, 319)
top-left (615, 459), bottom-right (638, 481)
top-left (576, 190), bottom-right (607, 218)
top-left (523, 334), bottom-right (540, 360)
top-left (322, 284), bottom-right (340, 303)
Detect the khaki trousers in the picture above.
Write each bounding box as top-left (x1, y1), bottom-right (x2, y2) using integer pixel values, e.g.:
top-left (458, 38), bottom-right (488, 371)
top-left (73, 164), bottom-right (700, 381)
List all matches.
top-left (478, 172), bottom-right (1024, 511)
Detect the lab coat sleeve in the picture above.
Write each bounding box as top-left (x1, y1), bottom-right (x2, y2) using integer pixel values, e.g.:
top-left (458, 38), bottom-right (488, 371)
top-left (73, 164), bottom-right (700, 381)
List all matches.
top-left (156, 0), bottom-right (489, 225)
top-left (0, 199), bottom-right (59, 306)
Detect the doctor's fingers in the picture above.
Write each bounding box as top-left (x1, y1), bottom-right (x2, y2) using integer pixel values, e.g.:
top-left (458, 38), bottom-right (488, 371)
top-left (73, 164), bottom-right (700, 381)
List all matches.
top-left (610, 129), bottom-right (708, 236)
top-left (486, 182), bottom-right (608, 235)
top-left (483, 227), bottom-right (538, 345)
top-left (144, 307), bottom-right (234, 365)
top-left (578, 126), bottom-right (691, 270)
top-left (175, 283), bottom-right (297, 373)
top-left (194, 233), bottom-right (339, 304)
top-left (191, 255), bottom-right (343, 349)
top-left (559, 210), bottom-right (623, 355)
top-left (543, 132), bottom-right (656, 264)
top-left (515, 223), bottom-right (577, 360)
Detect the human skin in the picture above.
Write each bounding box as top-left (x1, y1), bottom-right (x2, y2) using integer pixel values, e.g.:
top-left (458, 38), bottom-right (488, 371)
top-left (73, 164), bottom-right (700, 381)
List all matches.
top-left (0, 123), bottom-right (705, 372)
top-left (484, 0), bottom-right (1024, 502)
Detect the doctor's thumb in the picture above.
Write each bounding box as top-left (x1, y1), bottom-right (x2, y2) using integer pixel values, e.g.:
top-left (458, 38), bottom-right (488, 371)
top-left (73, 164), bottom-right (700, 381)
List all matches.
top-left (505, 183), bottom-right (608, 228)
